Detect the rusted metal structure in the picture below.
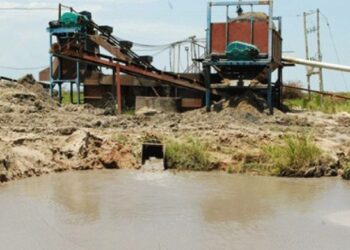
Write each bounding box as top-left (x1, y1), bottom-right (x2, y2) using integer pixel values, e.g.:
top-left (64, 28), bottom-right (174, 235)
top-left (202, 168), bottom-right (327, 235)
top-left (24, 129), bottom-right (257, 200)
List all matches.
top-left (42, 1), bottom-right (286, 114)
top-left (43, 4), bottom-right (210, 113)
top-left (203, 0), bottom-right (283, 113)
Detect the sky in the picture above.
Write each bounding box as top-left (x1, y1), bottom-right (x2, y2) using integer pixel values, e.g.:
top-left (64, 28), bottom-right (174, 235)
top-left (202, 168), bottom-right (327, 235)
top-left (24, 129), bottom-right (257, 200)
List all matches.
top-left (0, 0), bottom-right (350, 91)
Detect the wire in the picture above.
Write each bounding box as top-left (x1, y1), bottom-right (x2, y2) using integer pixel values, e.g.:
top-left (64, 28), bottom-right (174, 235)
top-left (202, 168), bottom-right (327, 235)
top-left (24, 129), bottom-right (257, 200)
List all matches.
top-left (116, 36), bottom-right (205, 49)
top-left (0, 65), bottom-right (46, 70)
top-left (0, 7), bottom-right (56, 11)
top-left (320, 12), bottom-right (349, 91)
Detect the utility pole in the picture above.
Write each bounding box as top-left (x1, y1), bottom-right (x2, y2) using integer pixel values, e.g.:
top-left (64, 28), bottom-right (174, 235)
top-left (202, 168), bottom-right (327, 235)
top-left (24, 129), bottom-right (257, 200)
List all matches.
top-left (316, 9), bottom-right (324, 92)
top-left (303, 9), bottom-right (324, 94)
top-left (303, 12), bottom-right (311, 98)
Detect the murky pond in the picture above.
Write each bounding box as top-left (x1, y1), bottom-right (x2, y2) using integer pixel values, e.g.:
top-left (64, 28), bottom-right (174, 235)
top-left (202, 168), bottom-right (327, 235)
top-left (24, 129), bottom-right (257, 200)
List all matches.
top-left (0, 170), bottom-right (350, 250)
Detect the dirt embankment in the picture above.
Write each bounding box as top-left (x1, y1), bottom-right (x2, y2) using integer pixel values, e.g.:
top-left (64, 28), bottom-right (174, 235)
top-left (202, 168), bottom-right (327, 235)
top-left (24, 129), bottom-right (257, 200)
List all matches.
top-left (0, 76), bottom-right (138, 182)
top-left (1, 75), bottom-right (350, 183)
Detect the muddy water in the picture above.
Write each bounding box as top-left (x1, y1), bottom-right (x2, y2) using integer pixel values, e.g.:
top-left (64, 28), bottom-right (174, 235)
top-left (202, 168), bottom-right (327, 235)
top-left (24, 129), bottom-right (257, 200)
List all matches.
top-left (1, 171), bottom-right (350, 250)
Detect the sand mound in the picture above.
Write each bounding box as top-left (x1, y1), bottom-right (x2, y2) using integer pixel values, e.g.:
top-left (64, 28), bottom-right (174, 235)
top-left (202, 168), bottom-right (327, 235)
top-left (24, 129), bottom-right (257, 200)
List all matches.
top-left (213, 91), bottom-right (269, 116)
top-left (230, 91), bottom-right (267, 115)
top-left (231, 12), bottom-right (269, 22)
top-left (0, 129), bottom-right (140, 183)
top-left (0, 74), bottom-right (59, 114)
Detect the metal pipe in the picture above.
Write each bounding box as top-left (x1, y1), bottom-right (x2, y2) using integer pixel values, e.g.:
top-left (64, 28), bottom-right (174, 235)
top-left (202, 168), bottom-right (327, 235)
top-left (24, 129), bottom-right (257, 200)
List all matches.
top-left (283, 56), bottom-right (350, 73)
top-left (267, 0), bottom-right (273, 62)
top-left (226, 5), bottom-right (229, 47)
top-left (58, 3), bottom-right (61, 20)
top-left (206, 2), bottom-right (212, 57)
top-left (250, 5), bottom-right (254, 44)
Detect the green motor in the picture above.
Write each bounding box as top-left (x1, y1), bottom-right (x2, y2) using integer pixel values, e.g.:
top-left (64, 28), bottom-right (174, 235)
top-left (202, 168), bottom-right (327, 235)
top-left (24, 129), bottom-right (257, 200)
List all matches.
top-left (59, 12), bottom-right (88, 28)
top-left (225, 41), bottom-right (260, 61)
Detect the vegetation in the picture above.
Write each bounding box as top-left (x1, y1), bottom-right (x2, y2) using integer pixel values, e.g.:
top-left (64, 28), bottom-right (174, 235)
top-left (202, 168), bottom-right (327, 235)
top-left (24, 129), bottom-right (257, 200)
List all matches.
top-left (227, 165), bottom-right (235, 174)
top-left (285, 94), bottom-right (350, 114)
top-left (165, 137), bottom-right (214, 171)
top-left (123, 108), bottom-right (135, 116)
top-left (282, 81), bottom-right (304, 99)
top-left (112, 133), bottom-right (128, 144)
top-left (342, 163), bottom-right (350, 180)
top-left (263, 134), bottom-right (322, 176)
top-left (61, 91), bottom-right (84, 105)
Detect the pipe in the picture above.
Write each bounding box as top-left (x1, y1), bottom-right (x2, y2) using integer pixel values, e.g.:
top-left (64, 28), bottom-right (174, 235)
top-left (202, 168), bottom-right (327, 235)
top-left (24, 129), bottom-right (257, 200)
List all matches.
top-left (282, 56), bottom-right (350, 73)
top-left (267, 0), bottom-right (273, 62)
top-left (206, 2), bottom-right (212, 57)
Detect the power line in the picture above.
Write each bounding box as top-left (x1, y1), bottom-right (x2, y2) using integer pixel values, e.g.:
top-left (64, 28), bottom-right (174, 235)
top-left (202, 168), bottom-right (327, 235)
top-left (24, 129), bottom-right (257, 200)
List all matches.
top-left (0, 65), bottom-right (46, 70)
top-left (0, 7), bottom-right (56, 11)
top-left (320, 12), bottom-right (349, 91)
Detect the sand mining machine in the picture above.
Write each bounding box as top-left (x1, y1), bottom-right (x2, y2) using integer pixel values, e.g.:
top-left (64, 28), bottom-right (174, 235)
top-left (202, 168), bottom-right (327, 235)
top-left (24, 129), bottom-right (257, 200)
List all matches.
top-left (40, 0), bottom-right (350, 115)
top-left (39, 1), bottom-right (288, 114)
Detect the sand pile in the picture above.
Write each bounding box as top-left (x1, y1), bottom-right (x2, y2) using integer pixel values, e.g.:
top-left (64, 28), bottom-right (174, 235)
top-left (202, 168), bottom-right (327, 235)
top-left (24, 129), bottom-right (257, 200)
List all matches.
top-left (0, 74), bottom-right (58, 114)
top-left (212, 91), bottom-right (270, 116)
top-left (231, 12), bottom-right (269, 22)
top-left (0, 129), bottom-right (139, 183)
top-left (228, 91), bottom-right (267, 115)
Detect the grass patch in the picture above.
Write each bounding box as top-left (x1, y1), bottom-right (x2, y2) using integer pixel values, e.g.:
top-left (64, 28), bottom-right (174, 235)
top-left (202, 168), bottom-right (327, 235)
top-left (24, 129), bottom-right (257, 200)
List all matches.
top-left (240, 162), bottom-right (278, 176)
top-left (263, 134), bottom-right (322, 176)
top-left (123, 108), bottom-right (135, 116)
top-left (285, 94), bottom-right (350, 114)
top-left (342, 163), bottom-right (350, 180)
top-left (61, 91), bottom-right (84, 105)
top-left (282, 81), bottom-right (304, 99)
top-left (112, 134), bottom-right (128, 144)
top-left (165, 137), bottom-right (214, 171)
top-left (227, 165), bottom-right (235, 174)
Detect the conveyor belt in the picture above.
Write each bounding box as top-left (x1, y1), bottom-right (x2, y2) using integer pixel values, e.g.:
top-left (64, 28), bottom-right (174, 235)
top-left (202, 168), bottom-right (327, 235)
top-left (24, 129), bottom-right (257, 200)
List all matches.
top-left (67, 7), bottom-right (211, 94)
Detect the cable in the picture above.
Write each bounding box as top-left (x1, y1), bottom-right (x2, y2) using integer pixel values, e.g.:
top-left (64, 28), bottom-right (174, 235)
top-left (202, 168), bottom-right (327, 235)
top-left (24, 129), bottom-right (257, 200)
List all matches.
top-left (0, 7), bottom-right (56, 11)
top-left (116, 36), bottom-right (205, 49)
top-left (320, 12), bottom-right (349, 91)
top-left (0, 65), bottom-right (46, 70)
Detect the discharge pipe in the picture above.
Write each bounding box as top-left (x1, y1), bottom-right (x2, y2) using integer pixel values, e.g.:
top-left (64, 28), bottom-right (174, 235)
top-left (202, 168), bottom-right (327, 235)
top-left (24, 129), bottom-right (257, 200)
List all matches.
top-left (283, 56), bottom-right (350, 73)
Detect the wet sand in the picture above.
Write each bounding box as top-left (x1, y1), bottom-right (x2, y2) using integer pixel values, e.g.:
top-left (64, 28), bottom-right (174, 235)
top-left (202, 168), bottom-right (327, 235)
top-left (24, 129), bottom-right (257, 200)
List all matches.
top-left (0, 170), bottom-right (350, 250)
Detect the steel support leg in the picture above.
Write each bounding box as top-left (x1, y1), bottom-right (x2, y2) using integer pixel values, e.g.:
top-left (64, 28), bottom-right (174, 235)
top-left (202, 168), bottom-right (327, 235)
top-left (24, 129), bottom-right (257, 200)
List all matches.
top-left (50, 82), bottom-right (55, 98)
top-left (277, 66), bottom-right (283, 109)
top-left (58, 82), bottom-right (62, 104)
top-left (49, 35), bottom-right (54, 98)
top-left (116, 64), bottom-right (122, 114)
top-left (77, 62), bottom-right (81, 105)
top-left (204, 65), bottom-right (211, 112)
top-left (112, 69), bottom-right (116, 100)
top-left (70, 82), bottom-right (74, 104)
top-left (267, 67), bottom-right (273, 115)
